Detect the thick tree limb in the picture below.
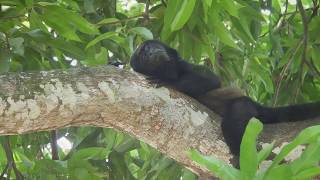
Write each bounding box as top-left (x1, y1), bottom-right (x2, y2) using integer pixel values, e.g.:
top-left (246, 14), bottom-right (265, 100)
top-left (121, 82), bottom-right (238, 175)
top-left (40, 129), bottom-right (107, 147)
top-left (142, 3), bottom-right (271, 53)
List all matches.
top-left (0, 66), bottom-right (319, 178)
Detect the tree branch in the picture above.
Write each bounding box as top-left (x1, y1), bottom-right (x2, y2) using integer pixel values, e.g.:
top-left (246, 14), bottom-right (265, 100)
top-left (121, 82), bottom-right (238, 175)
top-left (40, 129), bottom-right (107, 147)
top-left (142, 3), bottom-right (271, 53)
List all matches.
top-left (0, 65), bottom-right (319, 178)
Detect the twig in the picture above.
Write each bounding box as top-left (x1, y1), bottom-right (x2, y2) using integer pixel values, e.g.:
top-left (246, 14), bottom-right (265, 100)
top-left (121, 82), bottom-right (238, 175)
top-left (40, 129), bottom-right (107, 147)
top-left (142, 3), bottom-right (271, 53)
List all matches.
top-left (297, 0), bottom-right (308, 64)
top-left (294, 0), bottom-right (319, 99)
top-left (259, 7), bottom-right (317, 38)
top-left (273, 39), bottom-right (303, 105)
top-left (1, 136), bottom-right (24, 180)
top-left (50, 130), bottom-right (59, 160)
top-left (273, 1), bottom-right (319, 104)
top-left (143, 0), bottom-right (150, 24)
top-left (292, 0), bottom-right (311, 100)
top-left (260, 0), bottom-right (289, 38)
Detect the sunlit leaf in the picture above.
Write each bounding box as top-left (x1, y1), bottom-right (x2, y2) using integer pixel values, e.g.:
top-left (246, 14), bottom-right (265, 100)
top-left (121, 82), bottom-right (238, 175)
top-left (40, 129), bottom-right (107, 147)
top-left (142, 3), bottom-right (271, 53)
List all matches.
top-left (129, 27), bottom-right (153, 40)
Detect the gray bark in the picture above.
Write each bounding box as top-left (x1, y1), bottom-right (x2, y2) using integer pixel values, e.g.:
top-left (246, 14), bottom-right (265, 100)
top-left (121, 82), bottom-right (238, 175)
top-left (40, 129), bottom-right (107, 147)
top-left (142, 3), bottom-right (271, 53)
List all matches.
top-left (0, 65), bottom-right (319, 177)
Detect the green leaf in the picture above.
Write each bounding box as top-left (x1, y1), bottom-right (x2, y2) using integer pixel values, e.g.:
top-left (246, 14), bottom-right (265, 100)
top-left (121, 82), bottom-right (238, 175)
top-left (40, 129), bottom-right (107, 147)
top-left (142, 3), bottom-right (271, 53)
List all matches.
top-left (86, 32), bottom-right (118, 49)
top-left (203, 44), bottom-right (216, 64)
top-left (9, 37), bottom-right (24, 56)
top-left (32, 159), bottom-right (67, 175)
top-left (148, 157), bottom-right (174, 178)
top-left (171, 0), bottom-right (197, 31)
top-left (240, 119), bottom-right (263, 179)
top-left (290, 138), bottom-right (320, 174)
top-left (189, 150), bottom-right (240, 179)
top-left (26, 30), bottom-right (86, 59)
top-left (294, 167), bottom-right (320, 179)
top-left (37, 2), bottom-right (57, 6)
top-left (203, 0), bottom-right (212, 6)
top-left (97, 18), bottom-right (119, 25)
top-left (41, 13), bottom-right (81, 41)
top-left (264, 164), bottom-right (293, 179)
top-left (201, 1), bottom-right (210, 23)
top-left (70, 168), bottom-right (93, 180)
top-left (61, 0), bottom-right (80, 11)
top-left (163, 0), bottom-right (180, 27)
top-left (192, 41), bottom-right (202, 63)
top-left (48, 39), bottom-right (86, 60)
top-left (311, 46), bottom-right (320, 71)
top-left (114, 138), bottom-right (139, 153)
top-left (82, 47), bottom-right (108, 66)
top-left (9, 60), bottom-right (23, 72)
top-left (25, 0), bottom-right (33, 7)
top-left (179, 32), bottom-right (193, 59)
top-left (309, 17), bottom-right (320, 43)
top-left (129, 27), bottom-right (153, 40)
top-left (269, 125), bottom-right (320, 170)
top-left (41, 5), bottom-right (99, 35)
top-left (220, 0), bottom-right (239, 18)
top-left (83, 0), bottom-right (95, 13)
top-left (230, 16), bottom-right (255, 44)
top-left (250, 57), bottom-right (274, 93)
top-left (22, 48), bottom-right (43, 71)
top-left (209, 11), bottom-right (238, 48)
top-left (71, 147), bottom-right (110, 160)
top-left (257, 141), bottom-right (275, 164)
top-left (161, 0), bottom-right (181, 40)
top-left (108, 151), bottom-right (135, 179)
top-left (29, 10), bottom-right (48, 32)
top-left (181, 168), bottom-right (197, 180)
top-left (0, 49), bottom-right (11, 73)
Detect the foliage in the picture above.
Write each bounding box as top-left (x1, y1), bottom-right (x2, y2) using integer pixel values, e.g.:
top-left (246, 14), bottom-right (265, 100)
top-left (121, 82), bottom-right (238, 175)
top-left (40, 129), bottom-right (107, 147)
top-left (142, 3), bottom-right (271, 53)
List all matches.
top-left (0, 0), bottom-right (320, 179)
top-left (190, 119), bottom-right (320, 180)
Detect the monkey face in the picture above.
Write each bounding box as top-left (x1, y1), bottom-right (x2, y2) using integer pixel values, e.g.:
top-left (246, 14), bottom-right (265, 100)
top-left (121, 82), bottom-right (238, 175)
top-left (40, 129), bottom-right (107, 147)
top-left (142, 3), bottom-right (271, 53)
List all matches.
top-left (130, 40), bottom-right (176, 76)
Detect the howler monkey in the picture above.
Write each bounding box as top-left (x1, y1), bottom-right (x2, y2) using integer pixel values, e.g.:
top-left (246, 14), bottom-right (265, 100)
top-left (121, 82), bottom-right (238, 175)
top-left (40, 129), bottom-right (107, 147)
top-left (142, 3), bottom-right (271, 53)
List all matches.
top-left (130, 40), bottom-right (320, 158)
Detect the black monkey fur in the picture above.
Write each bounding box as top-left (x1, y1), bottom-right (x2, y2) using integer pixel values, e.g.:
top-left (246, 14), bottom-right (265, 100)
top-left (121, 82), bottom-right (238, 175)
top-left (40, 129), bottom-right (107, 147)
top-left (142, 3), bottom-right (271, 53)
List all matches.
top-left (130, 40), bottom-right (320, 157)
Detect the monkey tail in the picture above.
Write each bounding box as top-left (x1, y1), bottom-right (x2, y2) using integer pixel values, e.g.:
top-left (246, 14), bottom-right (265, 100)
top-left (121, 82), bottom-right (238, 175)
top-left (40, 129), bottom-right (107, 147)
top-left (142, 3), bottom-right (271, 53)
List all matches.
top-left (255, 102), bottom-right (320, 124)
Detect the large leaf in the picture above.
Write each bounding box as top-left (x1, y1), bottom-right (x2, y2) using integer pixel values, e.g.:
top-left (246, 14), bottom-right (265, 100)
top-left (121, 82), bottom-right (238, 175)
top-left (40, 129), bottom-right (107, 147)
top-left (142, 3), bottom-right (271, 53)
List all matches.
top-left (40, 4), bottom-right (99, 35)
top-left (220, 0), bottom-right (240, 18)
top-left (189, 150), bottom-right (240, 180)
top-left (257, 141), bottom-right (274, 164)
top-left (86, 31), bottom-right (118, 49)
top-left (171, 0), bottom-right (197, 31)
top-left (209, 10), bottom-right (238, 48)
top-left (71, 147), bottom-right (110, 160)
top-left (41, 13), bottom-right (82, 41)
top-left (129, 27), bottom-right (153, 40)
top-left (161, 0), bottom-right (181, 40)
top-left (239, 119), bottom-right (263, 179)
top-left (26, 30), bottom-right (86, 59)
